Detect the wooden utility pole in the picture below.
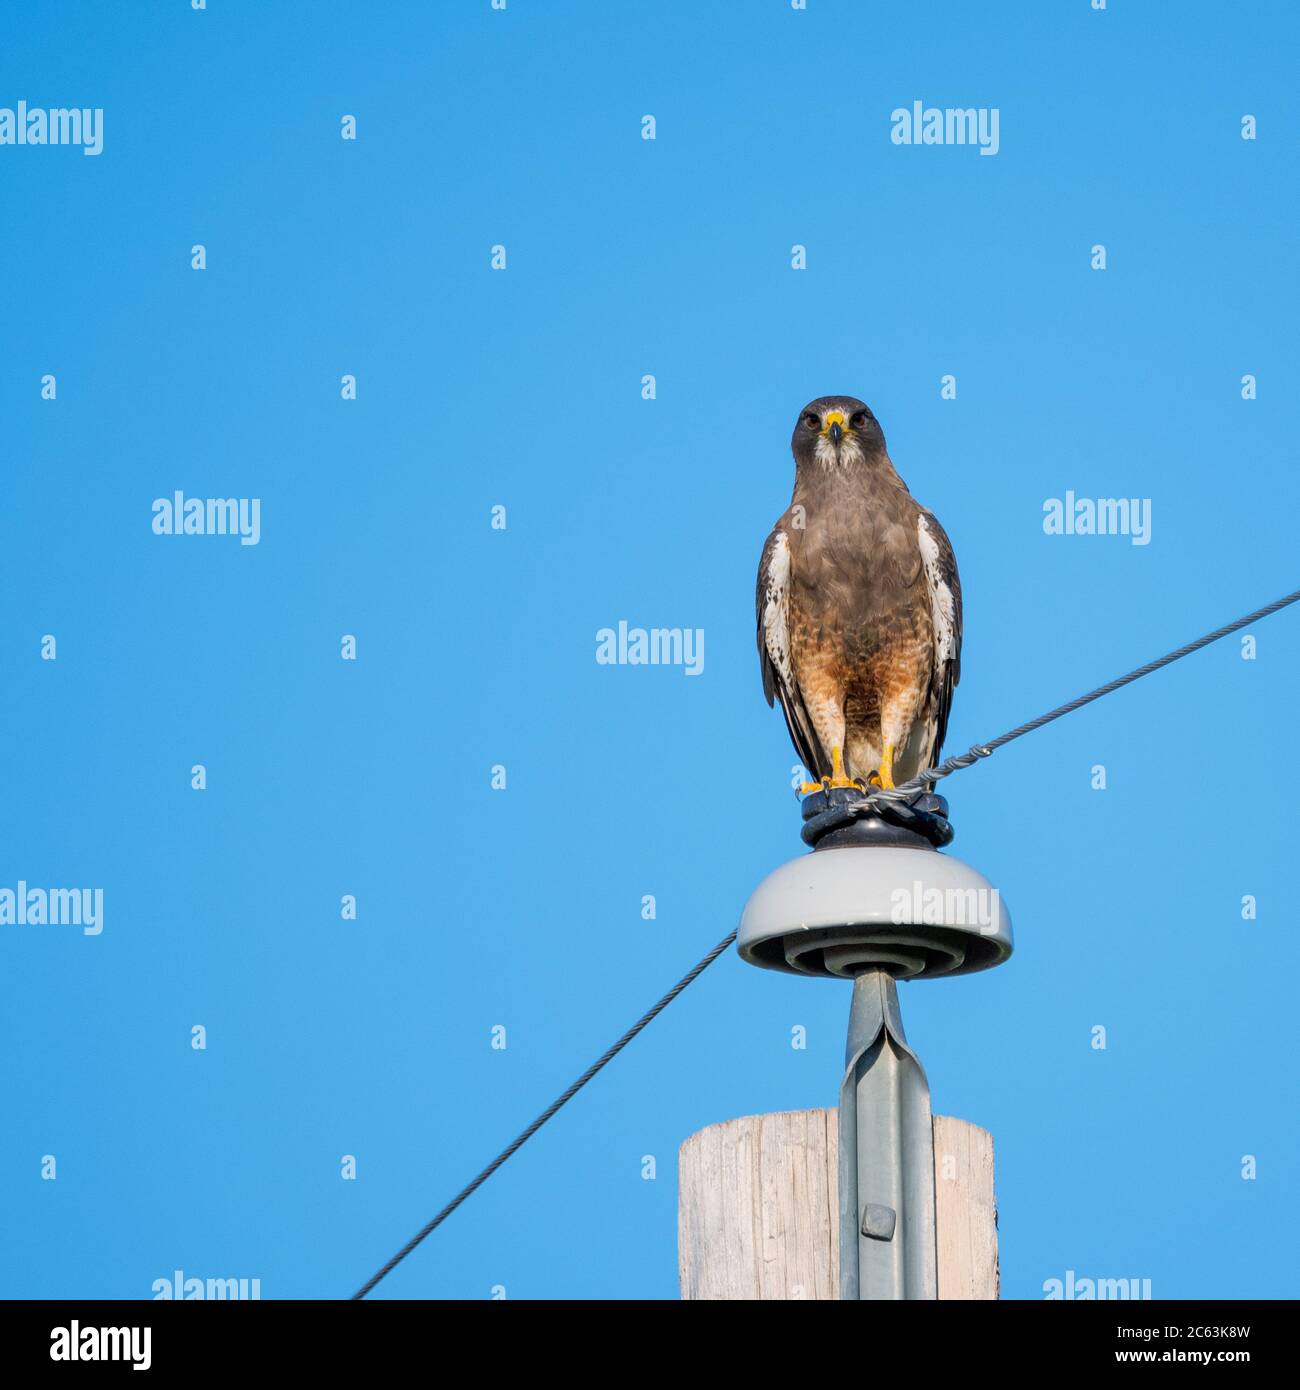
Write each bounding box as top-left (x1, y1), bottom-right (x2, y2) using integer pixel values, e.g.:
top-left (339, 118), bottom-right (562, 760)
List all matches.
top-left (678, 1109), bottom-right (998, 1301)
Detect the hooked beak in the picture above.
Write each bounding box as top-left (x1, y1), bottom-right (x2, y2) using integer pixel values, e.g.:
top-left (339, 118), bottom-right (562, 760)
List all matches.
top-left (823, 410), bottom-right (846, 445)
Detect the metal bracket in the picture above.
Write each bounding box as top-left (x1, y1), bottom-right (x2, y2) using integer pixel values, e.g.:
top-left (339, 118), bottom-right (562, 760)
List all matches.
top-left (838, 969), bottom-right (937, 1299)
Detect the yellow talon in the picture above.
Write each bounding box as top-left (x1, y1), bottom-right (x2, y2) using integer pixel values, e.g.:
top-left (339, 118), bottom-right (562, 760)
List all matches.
top-left (821, 746), bottom-right (859, 791)
top-left (798, 747), bottom-right (860, 796)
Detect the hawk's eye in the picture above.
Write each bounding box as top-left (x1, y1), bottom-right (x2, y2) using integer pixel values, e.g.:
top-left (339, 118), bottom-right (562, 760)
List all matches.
top-left (850, 411), bottom-right (869, 428)
top-left (803, 413), bottom-right (820, 430)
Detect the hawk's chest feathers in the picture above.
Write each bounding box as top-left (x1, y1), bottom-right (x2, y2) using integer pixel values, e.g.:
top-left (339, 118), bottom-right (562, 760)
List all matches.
top-left (788, 472), bottom-right (927, 650)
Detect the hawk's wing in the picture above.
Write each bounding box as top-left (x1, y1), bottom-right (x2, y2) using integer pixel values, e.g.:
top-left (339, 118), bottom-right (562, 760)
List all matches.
top-left (756, 526), bottom-right (825, 776)
top-left (916, 509), bottom-right (963, 763)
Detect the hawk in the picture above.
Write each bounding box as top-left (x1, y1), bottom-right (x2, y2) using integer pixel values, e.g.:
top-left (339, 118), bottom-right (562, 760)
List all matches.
top-left (757, 396), bottom-right (962, 795)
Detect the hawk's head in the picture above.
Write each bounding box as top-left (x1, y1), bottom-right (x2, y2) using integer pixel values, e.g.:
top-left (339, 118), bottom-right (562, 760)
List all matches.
top-left (791, 395), bottom-right (886, 471)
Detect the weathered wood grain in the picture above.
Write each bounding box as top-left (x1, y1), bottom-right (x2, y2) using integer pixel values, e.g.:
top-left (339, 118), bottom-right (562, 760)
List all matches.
top-left (678, 1108), bottom-right (996, 1300)
top-left (933, 1112), bottom-right (998, 1300)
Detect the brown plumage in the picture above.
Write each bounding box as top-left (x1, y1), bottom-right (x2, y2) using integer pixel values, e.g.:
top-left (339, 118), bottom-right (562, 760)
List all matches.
top-left (756, 396), bottom-right (962, 791)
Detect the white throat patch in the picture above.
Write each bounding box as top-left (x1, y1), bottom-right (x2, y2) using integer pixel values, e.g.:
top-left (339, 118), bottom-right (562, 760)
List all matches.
top-left (812, 432), bottom-right (867, 472)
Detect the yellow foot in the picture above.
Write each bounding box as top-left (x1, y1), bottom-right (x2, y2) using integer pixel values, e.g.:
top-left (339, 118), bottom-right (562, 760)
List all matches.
top-left (797, 746), bottom-right (861, 796)
top-left (875, 744), bottom-right (896, 790)
top-left (798, 775), bottom-right (862, 796)
top-left (823, 746), bottom-right (858, 789)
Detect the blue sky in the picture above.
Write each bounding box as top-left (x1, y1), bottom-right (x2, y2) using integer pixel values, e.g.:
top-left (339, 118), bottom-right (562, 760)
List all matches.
top-left (2, 0), bottom-right (1296, 1300)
